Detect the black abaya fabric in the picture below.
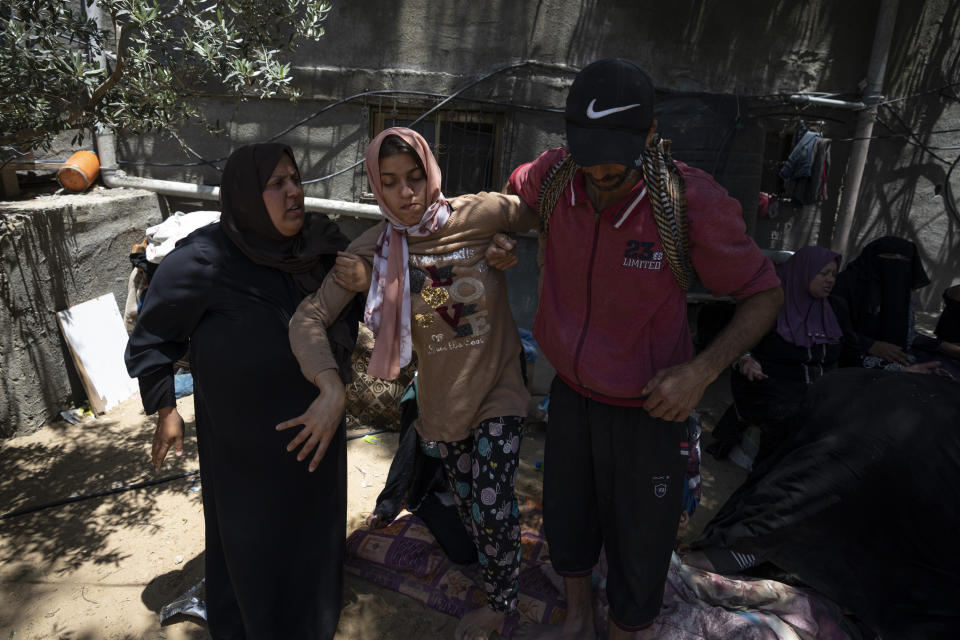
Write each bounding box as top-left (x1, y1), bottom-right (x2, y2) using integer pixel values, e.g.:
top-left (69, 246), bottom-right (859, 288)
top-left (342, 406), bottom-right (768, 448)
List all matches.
top-left (126, 225), bottom-right (348, 639)
top-left (694, 369), bottom-right (960, 640)
top-left (371, 380), bottom-right (476, 565)
top-left (935, 286), bottom-right (960, 343)
top-left (718, 298), bottom-right (848, 463)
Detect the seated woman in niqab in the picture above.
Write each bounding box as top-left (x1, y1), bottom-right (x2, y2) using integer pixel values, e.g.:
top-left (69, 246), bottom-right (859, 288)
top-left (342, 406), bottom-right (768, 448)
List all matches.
top-left (830, 235), bottom-right (956, 377)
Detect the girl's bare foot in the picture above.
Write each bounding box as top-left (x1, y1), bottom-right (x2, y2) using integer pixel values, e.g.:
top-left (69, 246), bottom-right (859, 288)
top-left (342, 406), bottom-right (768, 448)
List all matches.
top-left (455, 605), bottom-right (505, 640)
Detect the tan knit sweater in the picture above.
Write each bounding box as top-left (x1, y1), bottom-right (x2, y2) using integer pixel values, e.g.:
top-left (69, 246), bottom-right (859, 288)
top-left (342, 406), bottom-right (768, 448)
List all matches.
top-left (290, 192), bottom-right (538, 442)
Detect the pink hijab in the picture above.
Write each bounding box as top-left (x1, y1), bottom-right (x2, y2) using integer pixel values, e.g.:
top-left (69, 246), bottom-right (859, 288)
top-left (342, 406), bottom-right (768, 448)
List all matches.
top-left (364, 127), bottom-right (451, 379)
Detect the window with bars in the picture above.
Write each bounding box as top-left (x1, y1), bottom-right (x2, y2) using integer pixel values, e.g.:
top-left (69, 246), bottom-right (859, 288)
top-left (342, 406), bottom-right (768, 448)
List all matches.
top-left (371, 106), bottom-right (504, 196)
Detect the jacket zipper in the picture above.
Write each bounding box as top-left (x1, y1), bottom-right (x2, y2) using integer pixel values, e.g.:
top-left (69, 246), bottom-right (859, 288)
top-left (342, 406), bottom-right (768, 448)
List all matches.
top-left (573, 212), bottom-right (602, 388)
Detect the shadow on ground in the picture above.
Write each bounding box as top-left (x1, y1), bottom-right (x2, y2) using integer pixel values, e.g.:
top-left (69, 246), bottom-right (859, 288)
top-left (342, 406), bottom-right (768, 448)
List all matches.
top-left (0, 404), bottom-right (200, 635)
top-left (0, 372), bottom-right (746, 639)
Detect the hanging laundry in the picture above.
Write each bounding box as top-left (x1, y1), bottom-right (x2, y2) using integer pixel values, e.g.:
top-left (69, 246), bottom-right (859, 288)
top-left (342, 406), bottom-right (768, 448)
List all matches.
top-left (779, 129), bottom-right (820, 181)
top-left (781, 131), bottom-right (831, 207)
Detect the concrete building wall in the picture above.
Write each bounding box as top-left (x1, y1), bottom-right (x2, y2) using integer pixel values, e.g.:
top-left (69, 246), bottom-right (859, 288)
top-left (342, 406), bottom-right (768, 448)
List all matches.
top-left (850, 0), bottom-right (960, 309)
top-left (111, 0), bottom-right (958, 309)
top-left (0, 190), bottom-right (165, 436)
top-left (3, 1), bottom-right (958, 435)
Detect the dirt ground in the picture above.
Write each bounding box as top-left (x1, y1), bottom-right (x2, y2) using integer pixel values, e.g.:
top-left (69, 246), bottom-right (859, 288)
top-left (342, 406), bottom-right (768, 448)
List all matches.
top-left (0, 363), bottom-right (747, 640)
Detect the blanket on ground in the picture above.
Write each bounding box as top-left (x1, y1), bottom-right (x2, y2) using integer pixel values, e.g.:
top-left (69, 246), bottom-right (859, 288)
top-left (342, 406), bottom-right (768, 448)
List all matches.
top-left (344, 497), bottom-right (852, 639)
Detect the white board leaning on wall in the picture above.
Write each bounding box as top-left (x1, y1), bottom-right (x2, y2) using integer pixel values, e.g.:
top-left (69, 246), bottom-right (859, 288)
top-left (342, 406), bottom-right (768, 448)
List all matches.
top-left (56, 293), bottom-right (139, 414)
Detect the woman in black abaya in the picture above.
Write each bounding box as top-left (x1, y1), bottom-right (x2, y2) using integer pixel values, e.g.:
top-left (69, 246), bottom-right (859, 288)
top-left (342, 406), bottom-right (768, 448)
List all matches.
top-left (831, 236), bottom-right (929, 367)
top-left (830, 235), bottom-right (960, 378)
top-left (126, 144), bottom-right (360, 639)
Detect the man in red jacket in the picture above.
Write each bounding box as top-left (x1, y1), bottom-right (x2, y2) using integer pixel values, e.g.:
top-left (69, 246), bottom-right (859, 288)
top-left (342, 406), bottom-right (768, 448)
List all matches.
top-left (509, 59), bottom-right (783, 639)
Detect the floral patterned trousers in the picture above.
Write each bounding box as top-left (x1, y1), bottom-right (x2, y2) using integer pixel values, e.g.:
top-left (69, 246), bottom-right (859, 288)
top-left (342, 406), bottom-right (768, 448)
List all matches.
top-left (433, 415), bottom-right (524, 612)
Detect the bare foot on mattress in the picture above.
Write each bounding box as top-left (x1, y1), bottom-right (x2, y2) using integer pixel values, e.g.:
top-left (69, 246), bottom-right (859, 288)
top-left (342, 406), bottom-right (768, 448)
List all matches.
top-left (455, 606), bottom-right (504, 640)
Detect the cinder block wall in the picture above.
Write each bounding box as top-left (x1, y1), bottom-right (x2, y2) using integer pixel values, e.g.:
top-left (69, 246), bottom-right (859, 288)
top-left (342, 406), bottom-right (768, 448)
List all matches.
top-left (0, 189), bottom-right (165, 437)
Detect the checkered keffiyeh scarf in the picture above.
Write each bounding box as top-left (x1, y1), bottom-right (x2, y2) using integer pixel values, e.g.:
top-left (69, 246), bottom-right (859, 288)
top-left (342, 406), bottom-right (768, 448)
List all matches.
top-left (641, 134), bottom-right (693, 291)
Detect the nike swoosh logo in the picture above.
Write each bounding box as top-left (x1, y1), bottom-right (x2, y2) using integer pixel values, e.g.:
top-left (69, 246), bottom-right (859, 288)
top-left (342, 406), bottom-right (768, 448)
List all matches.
top-left (586, 99), bottom-right (642, 120)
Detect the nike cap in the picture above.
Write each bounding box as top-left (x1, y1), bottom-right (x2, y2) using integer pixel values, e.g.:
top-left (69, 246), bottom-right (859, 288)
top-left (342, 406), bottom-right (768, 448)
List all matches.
top-left (565, 58), bottom-right (655, 167)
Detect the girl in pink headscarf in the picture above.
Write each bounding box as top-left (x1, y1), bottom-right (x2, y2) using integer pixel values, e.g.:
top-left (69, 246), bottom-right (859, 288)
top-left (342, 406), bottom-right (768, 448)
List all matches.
top-left (289, 127), bottom-right (538, 639)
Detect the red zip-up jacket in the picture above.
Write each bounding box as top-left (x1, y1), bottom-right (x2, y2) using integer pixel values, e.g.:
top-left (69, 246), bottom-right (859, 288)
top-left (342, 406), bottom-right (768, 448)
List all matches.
top-left (510, 147), bottom-right (779, 406)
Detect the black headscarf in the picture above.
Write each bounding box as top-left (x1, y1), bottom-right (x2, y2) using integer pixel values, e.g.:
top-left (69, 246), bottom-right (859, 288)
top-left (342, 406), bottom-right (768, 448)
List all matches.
top-left (219, 143), bottom-right (361, 381)
top-left (833, 236), bottom-right (930, 348)
top-left (220, 143), bottom-right (350, 293)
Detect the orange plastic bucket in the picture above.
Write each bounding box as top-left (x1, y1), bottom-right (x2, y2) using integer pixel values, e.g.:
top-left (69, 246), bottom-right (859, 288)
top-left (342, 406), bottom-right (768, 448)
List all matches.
top-left (58, 150), bottom-right (100, 192)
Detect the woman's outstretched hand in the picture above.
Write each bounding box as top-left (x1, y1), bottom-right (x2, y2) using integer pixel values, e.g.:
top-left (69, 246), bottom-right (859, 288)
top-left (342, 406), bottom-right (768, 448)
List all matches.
top-left (276, 369), bottom-right (346, 472)
top-left (152, 406), bottom-right (185, 471)
top-left (332, 251), bottom-right (371, 292)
